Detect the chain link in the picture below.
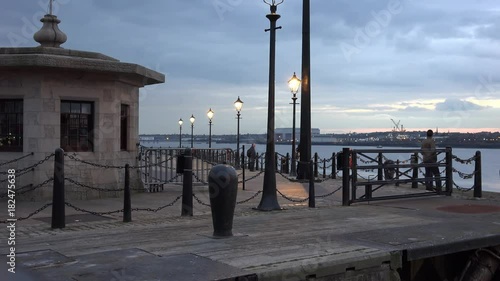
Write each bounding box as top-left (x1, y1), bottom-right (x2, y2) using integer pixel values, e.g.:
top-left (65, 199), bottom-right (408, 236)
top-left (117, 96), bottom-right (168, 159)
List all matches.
top-left (192, 193), bottom-right (211, 207)
top-left (0, 178), bottom-right (54, 198)
top-left (132, 195), bottom-right (183, 212)
top-left (238, 170), bottom-right (265, 184)
top-left (141, 172), bottom-right (181, 184)
top-left (276, 189), bottom-right (309, 203)
top-left (65, 178), bottom-right (125, 192)
top-left (454, 181), bottom-right (475, 192)
top-left (0, 153), bottom-right (54, 175)
top-left (65, 153), bottom-right (126, 169)
top-left (0, 203), bottom-right (53, 224)
top-left (0, 152), bottom-right (34, 167)
top-left (65, 202), bottom-right (124, 216)
top-left (192, 173), bottom-right (208, 184)
top-left (452, 168), bottom-right (476, 179)
top-left (315, 186), bottom-right (342, 198)
top-left (0, 168), bottom-right (34, 183)
top-left (452, 155), bottom-right (477, 164)
top-left (237, 190), bottom-right (262, 204)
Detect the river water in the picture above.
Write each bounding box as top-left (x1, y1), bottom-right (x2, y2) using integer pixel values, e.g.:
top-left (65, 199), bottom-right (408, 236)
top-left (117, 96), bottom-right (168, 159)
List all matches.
top-left (142, 141), bottom-right (500, 193)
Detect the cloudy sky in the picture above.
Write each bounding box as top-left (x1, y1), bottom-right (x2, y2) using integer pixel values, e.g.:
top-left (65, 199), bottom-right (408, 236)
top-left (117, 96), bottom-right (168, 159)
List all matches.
top-left (2, 0), bottom-right (500, 135)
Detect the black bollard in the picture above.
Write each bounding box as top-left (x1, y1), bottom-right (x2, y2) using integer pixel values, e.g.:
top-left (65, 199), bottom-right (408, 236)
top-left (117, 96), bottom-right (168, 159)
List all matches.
top-left (181, 148), bottom-right (193, 216)
top-left (123, 164), bottom-right (132, 222)
top-left (52, 148), bottom-right (65, 229)
top-left (208, 164), bottom-right (238, 238)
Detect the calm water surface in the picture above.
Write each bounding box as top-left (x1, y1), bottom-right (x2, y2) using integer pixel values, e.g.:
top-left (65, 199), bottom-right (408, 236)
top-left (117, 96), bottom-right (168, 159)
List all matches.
top-left (143, 141), bottom-right (500, 193)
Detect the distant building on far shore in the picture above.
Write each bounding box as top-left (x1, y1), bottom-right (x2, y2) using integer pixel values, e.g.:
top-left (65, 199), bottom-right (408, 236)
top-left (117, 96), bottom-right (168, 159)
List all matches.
top-left (0, 11), bottom-right (164, 200)
top-left (276, 128), bottom-right (320, 142)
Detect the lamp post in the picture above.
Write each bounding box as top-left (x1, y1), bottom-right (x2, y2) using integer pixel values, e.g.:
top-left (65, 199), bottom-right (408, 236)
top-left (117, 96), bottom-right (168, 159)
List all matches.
top-left (207, 108), bottom-right (214, 148)
top-left (257, 0), bottom-right (283, 211)
top-left (234, 97), bottom-right (243, 169)
top-left (298, 0), bottom-right (312, 180)
top-left (288, 72), bottom-right (301, 177)
top-left (190, 114), bottom-right (195, 148)
top-left (178, 118), bottom-right (183, 148)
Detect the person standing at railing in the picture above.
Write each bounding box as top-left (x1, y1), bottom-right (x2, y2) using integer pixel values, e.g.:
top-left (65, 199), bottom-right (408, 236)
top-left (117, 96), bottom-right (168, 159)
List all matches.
top-left (421, 129), bottom-right (442, 191)
top-left (247, 143), bottom-right (256, 171)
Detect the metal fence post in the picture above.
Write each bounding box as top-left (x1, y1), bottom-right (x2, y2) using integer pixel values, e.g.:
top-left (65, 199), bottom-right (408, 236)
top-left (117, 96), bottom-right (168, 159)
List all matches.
top-left (322, 158), bottom-right (326, 178)
top-left (242, 145), bottom-right (246, 191)
top-left (445, 147), bottom-right (453, 196)
top-left (308, 161), bottom-right (315, 208)
top-left (314, 152), bottom-right (318, 178)
top-left (395, 159), bottom-right (400, 187)
top-left (351, 150), bottom-right (358, 202)
top-left (260, 154), bottom-right (264, 172)
top-left (255, 153), bottom-right (259, 171)
top-left (52, 148), bottom-right (65, 229)
top-left (474, 150), bottom-right (482, 198)
top-left (285, 153), bottom-right (290, 174)
top-left (275, 152), bottom-right (278, 171)
top-left (331, 152), bottom-right (336, 179)
top-left (412, 152), bottom-right (418, 189)
top-left (181, 148), bottom-right (193, 216)
top-left (342, 148), bottom-right (350, 206)
top-left (377, 152), bottom-right (383, 181)
top-left (123, 164), bottom-right (132, 222)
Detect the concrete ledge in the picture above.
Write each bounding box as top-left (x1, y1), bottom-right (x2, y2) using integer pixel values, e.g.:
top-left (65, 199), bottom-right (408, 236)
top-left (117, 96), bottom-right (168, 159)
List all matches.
top-left (0, 48), bottom-right (165, 85)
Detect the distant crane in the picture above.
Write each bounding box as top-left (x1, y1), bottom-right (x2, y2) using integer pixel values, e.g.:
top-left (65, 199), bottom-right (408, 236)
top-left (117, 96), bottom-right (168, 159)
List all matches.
top-left (391, 119), bottom-right (401, 132)
top-left (390, 119), bottom-right (408, 140)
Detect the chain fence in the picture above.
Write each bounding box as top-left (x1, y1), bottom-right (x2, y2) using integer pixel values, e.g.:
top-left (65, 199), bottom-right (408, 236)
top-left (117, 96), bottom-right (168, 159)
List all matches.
top-left (0, 147), bottom-right (484, 226)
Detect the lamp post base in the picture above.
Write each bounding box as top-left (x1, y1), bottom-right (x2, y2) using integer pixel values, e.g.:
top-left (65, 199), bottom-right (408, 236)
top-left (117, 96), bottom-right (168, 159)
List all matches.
top-left (254, 199), bottom-right (283, 212)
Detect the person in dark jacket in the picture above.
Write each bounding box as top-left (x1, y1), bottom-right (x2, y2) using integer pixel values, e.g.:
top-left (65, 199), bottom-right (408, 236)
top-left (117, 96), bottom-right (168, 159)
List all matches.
top-left (247, 143), bottom-right (256, 171)
top-left (421, 129), bottom-right (441, 191)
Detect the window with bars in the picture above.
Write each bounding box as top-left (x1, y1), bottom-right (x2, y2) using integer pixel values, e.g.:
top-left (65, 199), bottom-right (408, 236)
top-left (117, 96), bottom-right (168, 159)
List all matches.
top-left (0, 99), bottom-right (23, 152)
top-left (60, 101), bottom-right (94, 152)
top-left (120, 104), bottom-right (129, 151)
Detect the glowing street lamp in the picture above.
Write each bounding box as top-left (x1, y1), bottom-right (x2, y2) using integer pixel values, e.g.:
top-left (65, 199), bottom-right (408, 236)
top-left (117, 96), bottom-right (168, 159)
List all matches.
top-left (288, 72), bottom-right (301, 177)
top-left (234, 96), bottom-right (243, 169)
top-left (190, 114), bottom-right (195, 148)
top-left (178, 118), bottom-right (183, 148)
top-left (207, 108), bottom-right (214, 148)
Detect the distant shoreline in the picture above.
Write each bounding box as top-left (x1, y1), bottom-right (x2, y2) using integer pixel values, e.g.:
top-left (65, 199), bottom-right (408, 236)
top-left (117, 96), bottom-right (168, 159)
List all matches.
top-left (140, 140), bottom-right (500, 149)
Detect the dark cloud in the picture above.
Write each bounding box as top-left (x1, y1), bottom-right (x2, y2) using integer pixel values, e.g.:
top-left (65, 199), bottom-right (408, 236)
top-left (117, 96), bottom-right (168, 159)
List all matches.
top-left (1, 0), bottom-right (499, 133)
top-left (399, 106), bottom-right (430, 112)
top-left (435, 98), bottom-right (487, 111)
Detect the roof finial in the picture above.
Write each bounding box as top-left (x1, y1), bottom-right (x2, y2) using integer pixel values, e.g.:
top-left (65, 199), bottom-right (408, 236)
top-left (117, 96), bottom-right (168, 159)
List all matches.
top-left (33, 1), bottom-right (67, 48)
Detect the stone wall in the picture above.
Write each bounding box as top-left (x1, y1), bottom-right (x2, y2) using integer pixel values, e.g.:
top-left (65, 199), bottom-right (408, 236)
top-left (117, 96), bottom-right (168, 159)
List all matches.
top-left (0, 70), bottom-right (143, 200)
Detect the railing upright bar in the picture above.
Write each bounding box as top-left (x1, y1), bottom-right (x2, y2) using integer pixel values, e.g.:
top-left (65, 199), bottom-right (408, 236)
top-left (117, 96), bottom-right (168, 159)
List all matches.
top-left (331, 152), bottom-right (336, 179)
top-left (474, 150), bottom-right (482, 198)
top-left (378, 152), bottom-right (383, 181)
top-left (351, 150), bottom-right (358, 203)
top-left (342, 148), bottom-right (350, 206)
top-left (412, 152), bottom-right (418, 189)
top-left (444, 147), bottom-right (452, 195)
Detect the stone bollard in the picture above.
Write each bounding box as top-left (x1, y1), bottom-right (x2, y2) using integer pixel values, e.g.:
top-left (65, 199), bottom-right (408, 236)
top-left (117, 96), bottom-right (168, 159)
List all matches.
top-left (208, 164), bottom-right (238, 238)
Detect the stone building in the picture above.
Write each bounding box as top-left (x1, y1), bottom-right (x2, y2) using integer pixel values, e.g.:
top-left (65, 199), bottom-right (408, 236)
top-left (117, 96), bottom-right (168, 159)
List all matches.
top-left (0, 13), bottom-right (164, 200)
